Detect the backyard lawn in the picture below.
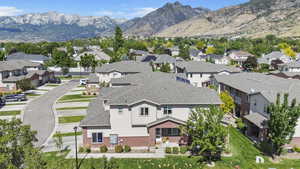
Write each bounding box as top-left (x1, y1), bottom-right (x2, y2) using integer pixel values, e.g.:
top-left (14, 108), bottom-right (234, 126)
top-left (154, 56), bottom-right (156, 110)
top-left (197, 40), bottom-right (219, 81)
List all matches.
top-left (43, 128), bottom-right (300, 169)
top-left (0, 110), bottom-right (21, 116)
top-left (58, 116), bottom-right (85, 123)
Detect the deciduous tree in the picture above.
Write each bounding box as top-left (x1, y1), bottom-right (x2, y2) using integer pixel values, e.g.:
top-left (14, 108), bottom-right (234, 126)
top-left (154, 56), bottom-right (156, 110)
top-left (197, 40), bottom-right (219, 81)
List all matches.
top-left (220, 91), bottom-right (235, 114)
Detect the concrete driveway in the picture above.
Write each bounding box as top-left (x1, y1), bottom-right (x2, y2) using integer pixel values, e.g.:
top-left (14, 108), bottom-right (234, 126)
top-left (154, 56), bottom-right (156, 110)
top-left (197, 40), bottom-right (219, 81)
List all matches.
top-left (23, 80), bottom-right (79, 147)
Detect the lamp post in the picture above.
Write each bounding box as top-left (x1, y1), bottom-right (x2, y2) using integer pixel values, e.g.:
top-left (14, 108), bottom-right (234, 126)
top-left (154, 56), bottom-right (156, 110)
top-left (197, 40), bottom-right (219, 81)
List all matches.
top-left (74, 126), bottom-right (79, 169)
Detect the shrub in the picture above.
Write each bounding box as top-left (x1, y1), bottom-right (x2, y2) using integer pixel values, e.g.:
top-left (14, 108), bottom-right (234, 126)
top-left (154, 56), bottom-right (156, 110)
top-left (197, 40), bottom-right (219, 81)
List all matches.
top-left (100, 145), bottom-right (108, 153)
top-left (115, 145), bottom-right (123, 153)
top-left (124, 145), bottom-right (131, 152)
top-left (79, 146), bottom-right (85, 153)
top-left (85, 146), bottom-right (91, 153)
top-left (293, 146), bottom-right (300, 153)
top-left (180, 146), bottom-right (188, 154)
top-left (172, 147), bottom-right (179, 154)
top-left (236, 118), bottom-right (245, 130)
top-left (165, 147), bottom-right (172, 154)
top-left (82, 91), bottom-right (87, 95)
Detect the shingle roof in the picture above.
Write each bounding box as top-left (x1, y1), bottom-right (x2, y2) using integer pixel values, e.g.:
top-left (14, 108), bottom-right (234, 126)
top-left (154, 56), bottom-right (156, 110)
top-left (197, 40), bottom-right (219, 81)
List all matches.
top-left (244, 113), bottom-right (268, 129)
top-left (176, 61), bottom-right (240, 73)
top-left (77, 50), bottom-right (110, 61)
top-left (154, 54), bottom-right (176, 64)
top-left (95, 61), bottom-right (152, 73)
top-left (87, 73), bottom-right (99, 84)
top-left (80, 97), bottom-right (110, 127)
top-left (215, 72), bottom-right (300, 103)
top-left (258, 51), bottom-right (289, 64)
top-left (0, 60), bottom-right (41, 72)
top-left (7, 52), bottom-right (49, 62)
top-left (147, 116), bottom-right (186, 127)
top-left (2, 72), bottom-right (37, 83)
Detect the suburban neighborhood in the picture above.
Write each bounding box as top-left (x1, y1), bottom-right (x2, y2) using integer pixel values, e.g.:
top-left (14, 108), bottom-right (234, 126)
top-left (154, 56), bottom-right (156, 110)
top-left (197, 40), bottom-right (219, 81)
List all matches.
top-left (1, 0), bottom-right (300, 169)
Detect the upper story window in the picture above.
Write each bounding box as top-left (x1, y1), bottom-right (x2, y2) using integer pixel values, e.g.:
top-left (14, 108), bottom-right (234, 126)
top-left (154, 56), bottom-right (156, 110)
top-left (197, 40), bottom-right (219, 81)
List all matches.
top-left (92, 132), bottom-right (103, 143)
top-left (140, 107), bottom-right (149, 116)
top-left (190, 73), bottom-right (193, 78)
top-left (163, 106), bottom-right (172, 115)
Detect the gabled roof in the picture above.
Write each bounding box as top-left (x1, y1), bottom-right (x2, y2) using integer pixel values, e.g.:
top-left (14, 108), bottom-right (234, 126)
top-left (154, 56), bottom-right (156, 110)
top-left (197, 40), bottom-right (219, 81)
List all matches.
top-left (147, 116), bottom-right (186, 128)
top-left (258, 51), bottom-right (289, 64)
top-left (77, 50), bottom-right (110, 61)
top-left (244, 113), bottom-right (268, 129)
top-left (95, 61), bottom-right (152, 73)
top-left (154, 54), bottom-right (176, 64)
top-left (7, 52), bottom-right (50, 62)
top-left (0, 60), bottom-right (41, 72)
top-left (176, 61), bottom-right (240, 73)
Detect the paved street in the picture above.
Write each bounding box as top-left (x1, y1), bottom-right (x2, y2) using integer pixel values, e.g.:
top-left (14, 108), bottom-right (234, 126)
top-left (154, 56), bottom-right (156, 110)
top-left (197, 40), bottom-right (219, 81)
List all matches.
top-left (23, 80), bottom-right (79, 147)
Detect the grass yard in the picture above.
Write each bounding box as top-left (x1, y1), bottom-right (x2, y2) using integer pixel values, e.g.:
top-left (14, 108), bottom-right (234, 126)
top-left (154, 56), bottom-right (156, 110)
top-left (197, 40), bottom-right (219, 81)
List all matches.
top-left (56, 107), bottom-right (88, 111)
top-left (53, 131), bottom-right (82, 138)
top-left (5, 103), bottom-right (26, 106)
top-left (0, 110), bottom-right (21, 116)
top-left (46, 84), bottom-right (61, 87)
top-left (58, 94), bottom-right (96, 101)
top-left (58, 116), bottom-right (85, 123)
top-left (57, 98), bottom-right (94, 103)
top-left (42, 127), bottom-right (300, 169)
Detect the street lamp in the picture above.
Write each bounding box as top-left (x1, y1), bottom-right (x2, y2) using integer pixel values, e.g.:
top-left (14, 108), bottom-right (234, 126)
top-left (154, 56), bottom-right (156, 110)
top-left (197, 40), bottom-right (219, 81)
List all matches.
top-left (74, 126), bottom-right (79, 169)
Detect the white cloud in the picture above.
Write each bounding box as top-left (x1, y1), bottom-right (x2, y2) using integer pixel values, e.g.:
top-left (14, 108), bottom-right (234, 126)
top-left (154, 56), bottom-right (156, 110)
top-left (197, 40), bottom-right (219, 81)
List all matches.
top-left (95, 7), bottom-right (157, 19)
top-left (0, 6), bottom-right (23, 16)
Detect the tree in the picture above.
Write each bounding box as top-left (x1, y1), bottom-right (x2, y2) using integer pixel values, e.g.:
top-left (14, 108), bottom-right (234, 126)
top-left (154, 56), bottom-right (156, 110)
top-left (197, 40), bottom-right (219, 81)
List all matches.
top-left (220, 91), bottom-right (235, 114)
top-left (0, 118), bottom-right (43, 169)
top-left (205, 46), bottom-right (216, 55)
top-left (196, 41), bottom-right (206, 50)
top-left (283, 47), bottom-right (297, 60)
top-left (242, 56), bottom-right (258, 71)
top-left (178, 44), bottom-right (190, 60)
top-left (271, 59), bottom-right (284, 70)
top-left (80, 54), bottom-right (98, 72)
top-left (0, 51), bottom-right (5, 61)
top-left (24, 147), bottom-right (47, 169)
top-left (50, 49), bottom-right (76, 75)
top-left (113, 26), bottom-right (124, 56)
top-left (267, 94), bottom-right (300, 157)
top-left (182, 106), bottom-right (227, 164)
top-left (278, 43), bottom-right (289, 49)
top-left (160, 63), bottom-right (171, 73)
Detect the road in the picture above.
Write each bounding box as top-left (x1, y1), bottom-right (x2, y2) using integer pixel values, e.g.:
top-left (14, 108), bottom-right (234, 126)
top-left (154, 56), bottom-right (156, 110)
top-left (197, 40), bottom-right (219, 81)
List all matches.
top-left (23, 80), bottom-right (79, 147)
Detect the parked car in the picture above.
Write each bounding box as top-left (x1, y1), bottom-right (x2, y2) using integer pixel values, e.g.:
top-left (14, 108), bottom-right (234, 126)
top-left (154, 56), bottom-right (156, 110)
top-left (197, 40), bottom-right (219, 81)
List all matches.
top-left (80, 79), bottom-right (87, 85)
top-left (3, 94), bottom-right (27, 102)
top-left (49, 77), bottom-right (61, 84)
top-left (0, 98), bottom-right (5, 107)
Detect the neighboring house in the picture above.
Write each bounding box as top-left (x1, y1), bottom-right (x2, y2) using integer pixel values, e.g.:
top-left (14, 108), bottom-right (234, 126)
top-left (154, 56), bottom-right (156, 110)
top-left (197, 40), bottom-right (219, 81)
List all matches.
top-left (176, 61), bottom-right (240, 87)
top-left (268, 71), bottom-right (300, 80)
top-left (129, 49), bottom-right (149, 57)
top-left (135, 55), bottom-right (157, 62)
top-left (6, 52), bottom-right (50, 64)
top-left (80, 72), bottom-right (222, 148)
top-left (197, 54), bottom-right (230, 65)
top-left (258, 51), bottom-right (292, 65)
top-left (153, 54), bottom-right (177, 72)
top-left (73, 46), bottom-right (84, 54)
top-left (278, 61), bottom-right (300, 72)
top-left (0, 60), bottom-right (52, 91)
top-left (213, 72), bottom-right (300, 147)
top-left (76, 50), bottom-right (110, 62)
top-left (168, 46), bottom-right (180, 56)
top-left (189, 49), bottom-right (202, 61)
top-left (86, 73), bottom-right (100, 95)
top-left (95, 61), bottom-right (152, 83)
top-left (228, 50), bottom-right (253, 66)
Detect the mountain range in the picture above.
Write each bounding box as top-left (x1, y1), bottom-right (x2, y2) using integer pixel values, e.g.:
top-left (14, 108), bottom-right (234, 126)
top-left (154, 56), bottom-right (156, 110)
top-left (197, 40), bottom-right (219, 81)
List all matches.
top-left (0, 0), bottom-right (300, 42)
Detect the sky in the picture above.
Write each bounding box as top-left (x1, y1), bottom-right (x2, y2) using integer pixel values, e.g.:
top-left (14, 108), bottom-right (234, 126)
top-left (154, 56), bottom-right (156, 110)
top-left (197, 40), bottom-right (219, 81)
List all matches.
top-left (0, 0), bottom-right (249, 19)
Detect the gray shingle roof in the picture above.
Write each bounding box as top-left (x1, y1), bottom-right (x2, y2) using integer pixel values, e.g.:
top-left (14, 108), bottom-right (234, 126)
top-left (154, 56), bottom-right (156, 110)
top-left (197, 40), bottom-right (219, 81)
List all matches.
top-left (77, 50), bottom-right (110, 61)
top-left (215, 72), bottom-right (300, 103)
top-left (7, 52), bottom-right (49, 62)
top-left (0, 60), bottom-right (41, 72)
top-left (2, 72), bottom-right (37, 83)
top-left (176, 61), bottom-right (240, 73)
top-left (147, 116), bottom-right (186, 127)
top-left (258, 51), bottom-right (289, 64)
top-left (244, 113), bottom-right (268, 129)
top-left (87, 73), bottom-right (99, 84)
top-left (154, 54), bottom-right (176, 64)
top-left (95, 61), bottom-right (152, 73)
top-left (80, 97), bottom-right (110, 127)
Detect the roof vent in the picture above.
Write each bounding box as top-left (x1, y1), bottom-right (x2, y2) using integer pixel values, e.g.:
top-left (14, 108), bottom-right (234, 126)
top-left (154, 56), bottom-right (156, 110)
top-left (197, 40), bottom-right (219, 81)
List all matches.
top-left (250, 88), bottom-right (255, 93)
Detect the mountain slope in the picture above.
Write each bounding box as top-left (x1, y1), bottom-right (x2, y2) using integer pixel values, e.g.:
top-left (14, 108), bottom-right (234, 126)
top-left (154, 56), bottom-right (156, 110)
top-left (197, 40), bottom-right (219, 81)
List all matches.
top-left (122, 1), bottom-right (210, 36)
top-left (157, 0), bottom-right (300, 38)
top-left (0, 12), bottom-right (117, 41)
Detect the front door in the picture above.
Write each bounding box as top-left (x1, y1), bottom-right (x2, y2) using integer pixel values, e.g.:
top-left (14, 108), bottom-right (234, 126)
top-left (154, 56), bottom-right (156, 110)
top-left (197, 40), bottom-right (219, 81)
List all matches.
top-left (155, 128), bottom-right (162, 143)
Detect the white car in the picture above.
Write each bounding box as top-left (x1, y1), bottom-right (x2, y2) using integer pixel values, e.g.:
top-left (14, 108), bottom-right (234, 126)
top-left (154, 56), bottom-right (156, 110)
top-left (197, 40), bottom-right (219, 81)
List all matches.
top-left (80, 79), bottom-right (87, 85)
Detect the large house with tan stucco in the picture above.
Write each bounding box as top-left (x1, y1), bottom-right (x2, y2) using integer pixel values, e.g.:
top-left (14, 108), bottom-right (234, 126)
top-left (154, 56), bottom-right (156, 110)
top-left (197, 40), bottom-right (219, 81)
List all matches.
top-left (80, 72), bottom-right (222, 149)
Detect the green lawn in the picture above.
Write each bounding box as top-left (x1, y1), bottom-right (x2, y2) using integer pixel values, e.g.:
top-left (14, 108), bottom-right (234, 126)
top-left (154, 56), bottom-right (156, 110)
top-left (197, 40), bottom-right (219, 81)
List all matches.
top-left (0, 110), bottom-right (21, 116)
top-left (5, 103), bottom-right (26, 106)
top-left (58, 94), bottom-right (96, 101)
top-left (56, 107), bottom-right (88, 111)
top-left (58, 116), bottom-right (85, 123)
top-left (42, 127), bottom-right (300, 169)
top-left (53, 131), bottom-right (82, 138)
top-left (46, 84), bottom-right (60, 87)
top-left (57, 98), bottom-right (94, 103)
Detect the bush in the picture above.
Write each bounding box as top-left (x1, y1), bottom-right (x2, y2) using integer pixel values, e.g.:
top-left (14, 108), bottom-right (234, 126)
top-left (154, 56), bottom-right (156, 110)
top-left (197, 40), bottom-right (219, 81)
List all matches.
top-left (293, 146), bottom-right (300, 153)
top-left (124, 145), bottom-right (131, 152)
top-left (180, 146), bottom-right (188, 154)
top-left (82, 91), bottom-right (87, 95)
top-left (165, 147), bottom-right (172, 154)
top-left (236, 118), bottom-right (245, 130)
top-left (85, 146), bottom-right (91, 153)
top-left (115, 145), bottom-right (123, 153)
top-left (172, 147), bottom-right (179, 154)
top-left (79, 146), bottom-right (85, 153)
top-left (100, 145), bottom-right (108, 153)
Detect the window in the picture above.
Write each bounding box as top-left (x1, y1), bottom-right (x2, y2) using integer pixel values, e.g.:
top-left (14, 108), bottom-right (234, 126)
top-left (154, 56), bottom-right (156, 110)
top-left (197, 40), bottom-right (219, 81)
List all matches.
top-left (161, 128), bottom-right (180, 136)
top-left (163, 106), bottom-right (172, 115)
top-left (190, 73), bottom-right (193, 78)
top-left (92, 133), bottom-right (103, 143)
top-left (110, 134), bottom-right (118, 145)
top-left (140, 107), bottom-right (149, 116)
top-left (118, 108), bottom-right (123, 113)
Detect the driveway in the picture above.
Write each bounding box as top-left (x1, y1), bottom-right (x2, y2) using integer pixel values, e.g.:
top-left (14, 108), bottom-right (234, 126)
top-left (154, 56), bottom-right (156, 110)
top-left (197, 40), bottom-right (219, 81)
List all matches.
top-left (23, 80), bottom-right (79, 147)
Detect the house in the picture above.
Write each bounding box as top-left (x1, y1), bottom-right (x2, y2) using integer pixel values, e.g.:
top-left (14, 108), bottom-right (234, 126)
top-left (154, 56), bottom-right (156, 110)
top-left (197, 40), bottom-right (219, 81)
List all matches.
top-left (86, 73), bottom-right (100, 95)
top-left (153, 54), bottom-right (177, 72)
top-left (267, 71), bottom-right (300, 80)
top-left (0, 60), bottom-right (52, 92)
top-left (213, 73), bottom-right (300, 146)
top-left (228, 50), bottom-right (253, 66)
top-left (197, 54), bottom-right (230, 65)
top-left (168, 46), bottom-right (180, 56)
top-left (278, 61), bottom-right (300, 72)
top-left (176, 61), bottom-right (240, 87)
top-left (258, 51), bottom-right (292, 65)
top-left (189, 49), bottom-right (202, 61)
top-left (80, 72), bottom-right (222, 148)
top-left (95, 61), bottom-right (152, 83)
top-left (76, 50), bottom-right (110, 62)
top-left (129, 49), bottom-right (149, 57)
top-left (135, 55), bottom-right (157, 62)
top-left (6, 52), bottom-right (50, 64)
